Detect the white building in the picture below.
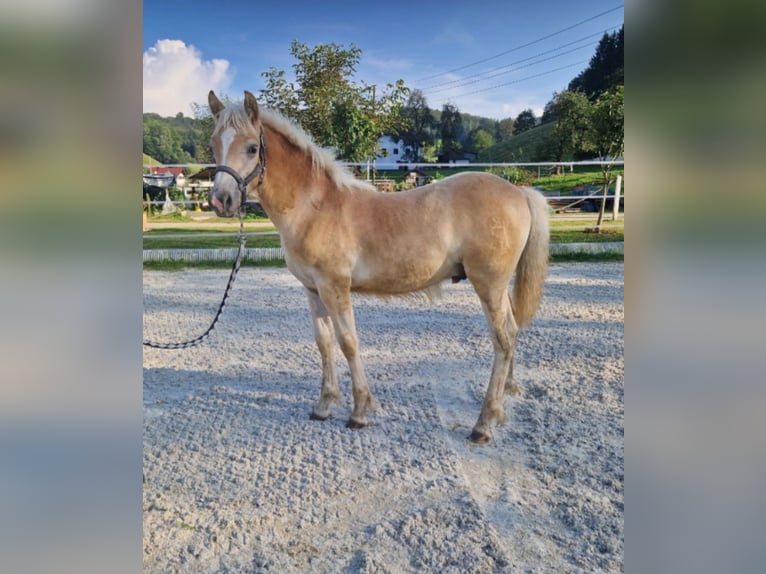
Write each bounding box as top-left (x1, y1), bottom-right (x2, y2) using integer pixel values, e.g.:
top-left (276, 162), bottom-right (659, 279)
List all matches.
top-left (375, 135), bottom-right (408, 170)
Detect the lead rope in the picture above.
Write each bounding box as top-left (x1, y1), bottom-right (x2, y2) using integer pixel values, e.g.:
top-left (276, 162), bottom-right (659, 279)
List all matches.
top-left (142, 209), bottom-right (247, 349)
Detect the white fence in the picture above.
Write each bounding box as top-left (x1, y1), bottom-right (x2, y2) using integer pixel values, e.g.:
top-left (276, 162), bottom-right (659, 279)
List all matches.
top-left (143, 161), bottom-right (624, 263)
top-left (143, 160), bottom-right (625, 217)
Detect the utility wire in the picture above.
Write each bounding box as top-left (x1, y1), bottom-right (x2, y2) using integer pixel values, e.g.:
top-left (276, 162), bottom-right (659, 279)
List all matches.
top-left (431, 60), bottom-right (588, 107)
top-left (419, 26), bottom-right (619, 92)
top-left (422, 41), bottom-right (598, 96)
top-left (414, 4), bottom-right (623, 83)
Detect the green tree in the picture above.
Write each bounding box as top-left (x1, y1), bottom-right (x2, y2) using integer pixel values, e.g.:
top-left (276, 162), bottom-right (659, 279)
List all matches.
top-left (590, 85), bottom-right (624, 228)
top-left (439, 103), bottom-right (463, 161)
top-left (469, 128), bottom-right (496, 155)
top-left (260, 41), bottom-right (408, 161)
top-left (143, 116), bottom-right (191, 164)
top-left (358, 80), bottom-right (409, 157)
top-left (421, 139), bottom-right (440, 163)
top-left (399, 89), bottom-right (435, 161)
top-left (328, 97), bottom-right (376, 162)
top-left (568, 26), bottom-right (624, 101)
top-left (496, 117), bottom-right (515, 141)
top-left (258, 68), bottom-right (300, 119)
top-left (512, 109), bottom-right (537, 135)
top-left (189, 101), bottom-right (216, 163)
top-left (544, 90), bottom-right (593, 166)
top-left (293, 40), bottom-right (361, 146)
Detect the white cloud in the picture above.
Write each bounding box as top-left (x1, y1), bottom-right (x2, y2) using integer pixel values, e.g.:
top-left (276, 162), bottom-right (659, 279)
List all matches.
top-left (143, 39), bottom-right (233, 116)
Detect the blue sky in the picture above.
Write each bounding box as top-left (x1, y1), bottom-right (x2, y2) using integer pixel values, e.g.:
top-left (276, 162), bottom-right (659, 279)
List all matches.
top-left (143, 0), bottom-right (623, 120)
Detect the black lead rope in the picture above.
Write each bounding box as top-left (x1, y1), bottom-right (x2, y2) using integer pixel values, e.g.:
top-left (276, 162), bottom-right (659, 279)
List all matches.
top-left (143, 128), bottom-right (266, 350)
top-left (142, 212), bottom-right (247, 349)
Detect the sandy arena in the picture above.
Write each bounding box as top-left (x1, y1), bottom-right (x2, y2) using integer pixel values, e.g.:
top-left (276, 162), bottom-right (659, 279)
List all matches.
top-left (143, 262), bottom-right (624, 573)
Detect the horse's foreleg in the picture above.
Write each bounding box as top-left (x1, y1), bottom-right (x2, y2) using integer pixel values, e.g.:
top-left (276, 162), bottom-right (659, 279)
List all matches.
top-left (470, 288), bottom-right (518, 444)
top-left (306, 289), bottom-right (341, 420)
top-left (317, 284), bottom-right (375, 429)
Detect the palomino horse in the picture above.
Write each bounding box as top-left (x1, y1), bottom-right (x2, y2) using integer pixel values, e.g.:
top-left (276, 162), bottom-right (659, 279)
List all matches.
top-left (207, 90), bottom-right (549, 444)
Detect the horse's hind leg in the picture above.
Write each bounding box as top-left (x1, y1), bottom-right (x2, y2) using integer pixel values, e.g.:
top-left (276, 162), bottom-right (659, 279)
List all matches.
top-left (306, 289), bottom-right (341, 420)
top-left (469, 284), bottom-right (519, 444)
top-left (504, 292), bottom-right (522, 397)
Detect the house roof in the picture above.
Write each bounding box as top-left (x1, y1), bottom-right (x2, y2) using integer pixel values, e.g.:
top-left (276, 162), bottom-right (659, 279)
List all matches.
top-left (149, 166), bottom-right (185, 176)
top-left (189, 167), bottom-right (215, 181)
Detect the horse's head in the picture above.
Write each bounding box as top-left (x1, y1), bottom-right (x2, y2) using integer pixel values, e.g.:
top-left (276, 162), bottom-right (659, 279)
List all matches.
top-left (207, 90), bottom-right (265, 217)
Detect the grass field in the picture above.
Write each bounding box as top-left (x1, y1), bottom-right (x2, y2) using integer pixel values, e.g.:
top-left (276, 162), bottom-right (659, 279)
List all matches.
top-left (144, 224), bottom-right (623, 251)
top-left (143, 219), bottom-right (623, 269)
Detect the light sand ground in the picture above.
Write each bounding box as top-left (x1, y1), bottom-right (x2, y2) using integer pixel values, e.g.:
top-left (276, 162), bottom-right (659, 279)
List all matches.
top-left (143, 263), bottom-right (623, 573)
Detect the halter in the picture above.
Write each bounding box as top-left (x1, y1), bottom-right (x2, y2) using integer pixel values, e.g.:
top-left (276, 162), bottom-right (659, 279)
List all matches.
top-left (213, 127), bottom-right (267, 210)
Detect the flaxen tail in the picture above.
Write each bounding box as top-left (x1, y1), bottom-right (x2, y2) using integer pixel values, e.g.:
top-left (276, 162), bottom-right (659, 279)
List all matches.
top-left (512, 188), bottom-right (550, 327)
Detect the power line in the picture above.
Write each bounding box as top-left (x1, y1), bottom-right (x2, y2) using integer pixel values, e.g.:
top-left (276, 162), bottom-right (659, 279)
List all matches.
top-left (431, 60), bottom-right (589, 108)
top-left (414, 4), bottom-right (623, 83)
top-left (419, 26), bottom-right (619, 92)
top-left (422, 41), bottom-right (598, 96)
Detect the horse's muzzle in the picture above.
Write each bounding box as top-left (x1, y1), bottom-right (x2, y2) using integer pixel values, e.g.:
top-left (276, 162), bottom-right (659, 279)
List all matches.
top-left (209, 190), bottom-right (237, 217)
top-left (210, 193), bottom-right (225, 215)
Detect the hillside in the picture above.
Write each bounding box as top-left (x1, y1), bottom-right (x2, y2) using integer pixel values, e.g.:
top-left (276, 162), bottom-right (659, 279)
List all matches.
top-left (477, 122), bottom-right (555, 163)
top-left (143, 153), bottom-right (161, 166)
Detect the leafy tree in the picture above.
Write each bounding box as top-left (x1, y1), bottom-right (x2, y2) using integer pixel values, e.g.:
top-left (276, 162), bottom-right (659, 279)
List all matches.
top-left (328, 96), bottom-right (377, 162)
top-left (420, 139), bottom-right (440, 163)
top-left (568, 26), bottom-right (624, 101)
top-left (399, 89), bottom-right (435, 161)
top-left (512, 109), bottom-right (537, 135)
top-left (189, 101), bottom-right (216, 163)
top-left (460, 113), bottom-right (494, 141)
top-left (260, 41), bottom-right (408, 161)
top-left (439, 103), bottom-right (463, 161)
top-left (496, 117), bottom-right (515, 141)
top-left (469, 128), bottom-right (496, 155)
top-left (590, 86), bottom-right (624, 228)
top-left (541, 98), bottom-right (558, 124)
top-left (143, 116), bottom-right (191, 164)
top-left (356, 80), bottom-right (410, 157)
top-left (258, 68), bottom-right (300, 119)
top-left (543, 90), bottom-right (593, 165)
top-left (273, 40), bottom-right (361, 147)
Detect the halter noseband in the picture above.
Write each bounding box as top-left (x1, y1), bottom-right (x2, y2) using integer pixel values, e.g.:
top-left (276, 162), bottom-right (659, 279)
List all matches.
top-left (213, 127), bottom-right (266, 210)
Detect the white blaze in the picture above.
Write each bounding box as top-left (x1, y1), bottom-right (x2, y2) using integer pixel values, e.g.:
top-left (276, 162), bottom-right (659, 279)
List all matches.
top-left (214, 127), bottom-right (237, 186)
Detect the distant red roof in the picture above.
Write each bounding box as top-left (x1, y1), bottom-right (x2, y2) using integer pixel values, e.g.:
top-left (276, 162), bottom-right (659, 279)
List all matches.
top-left (149, 166), bottom-right (185, 177)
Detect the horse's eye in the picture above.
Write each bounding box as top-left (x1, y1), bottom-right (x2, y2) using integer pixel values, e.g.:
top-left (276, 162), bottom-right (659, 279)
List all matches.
top-left (247, 144), bottom-right (258, 155)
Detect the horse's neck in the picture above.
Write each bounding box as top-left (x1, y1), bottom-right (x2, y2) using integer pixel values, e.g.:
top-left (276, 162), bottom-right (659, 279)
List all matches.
top-left (258, 126), bottom-right (328, 228)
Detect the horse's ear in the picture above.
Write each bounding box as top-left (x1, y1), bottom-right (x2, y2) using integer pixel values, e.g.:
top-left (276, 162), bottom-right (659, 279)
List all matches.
top-left (244, 90), bottom-right (260, 124)
top-left (208, 90), bottom-right (224, 118)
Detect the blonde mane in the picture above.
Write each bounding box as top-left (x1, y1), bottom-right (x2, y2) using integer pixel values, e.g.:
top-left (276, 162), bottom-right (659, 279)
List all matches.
top-left (214, 102), bottom-right (375, 192)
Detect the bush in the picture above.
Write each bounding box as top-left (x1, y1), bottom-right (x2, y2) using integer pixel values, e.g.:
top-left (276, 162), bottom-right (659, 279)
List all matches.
top-left (486, 166), bottom-right (536, 185)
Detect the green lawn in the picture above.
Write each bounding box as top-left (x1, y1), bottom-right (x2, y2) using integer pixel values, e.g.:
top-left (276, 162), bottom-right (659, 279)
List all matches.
top-left (144, 226), bottom-right (622, 250)
top-left (550, 229), bottom-right (623, 243)
top-left (143, 231), bottom-right (281, 250)
top-left (533, 167), bottom-right (624, 193)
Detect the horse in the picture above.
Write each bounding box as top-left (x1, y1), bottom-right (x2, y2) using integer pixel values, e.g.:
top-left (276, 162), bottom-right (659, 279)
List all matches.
top-left (207, 90), bottom-right (549, 444)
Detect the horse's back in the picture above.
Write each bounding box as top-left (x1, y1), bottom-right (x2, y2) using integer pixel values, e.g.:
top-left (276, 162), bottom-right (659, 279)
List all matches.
top-left (425, 172), bottom-right (533, 243)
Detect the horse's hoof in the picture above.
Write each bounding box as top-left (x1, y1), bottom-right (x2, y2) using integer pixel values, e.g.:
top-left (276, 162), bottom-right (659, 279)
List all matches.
top-left (467, 430), bottom-right (491, 444)
top-left (309, 412), bottom-right (329, 421)
top-left (345, 419), bottom-right (367, 430)
top-left (505, 383), bottom-right (521, 396)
